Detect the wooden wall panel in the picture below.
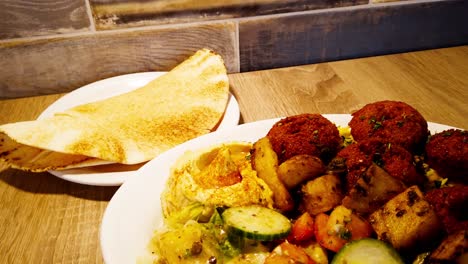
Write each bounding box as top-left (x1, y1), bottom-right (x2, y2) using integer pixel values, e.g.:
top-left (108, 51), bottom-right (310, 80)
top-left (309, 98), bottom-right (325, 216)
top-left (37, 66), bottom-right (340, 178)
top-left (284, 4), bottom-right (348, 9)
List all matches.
top-left (0, 22), bottom-right (237, 98)
top-left (90, 0), bottom-right (366, 30)
top-left (0, 0), bottom-right (90, 39)
top-left (239, 0), bottom-right (468, 71)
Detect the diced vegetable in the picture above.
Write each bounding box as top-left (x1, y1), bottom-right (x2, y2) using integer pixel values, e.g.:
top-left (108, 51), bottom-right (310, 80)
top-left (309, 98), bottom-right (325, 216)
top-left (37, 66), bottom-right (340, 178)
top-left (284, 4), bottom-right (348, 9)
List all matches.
top-left (164, 202), bottom-right (207, 228)
top-left (287, 212), bottom-right (315, 243)
top-left (331, 238), bottom-right (404, 264)
top-left (222, 205), bottom-right (291, 241)
top-left (428, 229), bottom-right (468, 263)
top-left (301, 241), bottom-right (329, 264)
top-left (300, 174), bottom-right (343, 216)
top-left (277, 154), bottom-right (325, 189)
top-left (153, 221), bottom-right (223, 263)
top-left (342, 164), bottom-right (406, 215)
top-left (369, 186), bottom-right (442, 251)
top-left (265, 241), bottom-right (316, 264)
top-left (251, 137), bottom-right (295, 212)
top-left (314, 205), bottom-right (373, 252)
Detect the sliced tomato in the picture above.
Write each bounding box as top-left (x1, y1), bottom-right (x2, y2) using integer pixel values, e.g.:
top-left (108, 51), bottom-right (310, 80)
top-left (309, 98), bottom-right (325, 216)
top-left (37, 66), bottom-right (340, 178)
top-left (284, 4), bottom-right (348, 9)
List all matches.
top-left (314, 212), bottom-right (341, 252)
top-left (288, 212), bottom-right (315, 244)
top-left (314, 205), bottom-right (373, 252)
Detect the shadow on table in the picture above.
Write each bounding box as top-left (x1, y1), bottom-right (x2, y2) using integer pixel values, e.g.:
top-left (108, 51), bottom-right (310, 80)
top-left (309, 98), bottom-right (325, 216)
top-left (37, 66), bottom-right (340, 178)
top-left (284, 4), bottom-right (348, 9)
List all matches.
top-left (0, 168), bottom-right (119, 201)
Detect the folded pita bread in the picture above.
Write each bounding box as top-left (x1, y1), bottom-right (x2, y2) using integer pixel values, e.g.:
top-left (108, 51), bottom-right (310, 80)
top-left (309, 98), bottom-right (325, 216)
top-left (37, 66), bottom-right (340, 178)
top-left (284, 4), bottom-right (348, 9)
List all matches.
top-left (0, 49), bottom-right (230, 172)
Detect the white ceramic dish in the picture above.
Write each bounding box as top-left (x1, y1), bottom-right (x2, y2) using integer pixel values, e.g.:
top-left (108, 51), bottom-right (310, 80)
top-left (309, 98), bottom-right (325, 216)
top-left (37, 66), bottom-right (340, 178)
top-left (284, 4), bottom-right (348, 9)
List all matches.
top-left (99, 114), bottom-right (456, 264)
top-left (37, 72), bottom-right (240, 186)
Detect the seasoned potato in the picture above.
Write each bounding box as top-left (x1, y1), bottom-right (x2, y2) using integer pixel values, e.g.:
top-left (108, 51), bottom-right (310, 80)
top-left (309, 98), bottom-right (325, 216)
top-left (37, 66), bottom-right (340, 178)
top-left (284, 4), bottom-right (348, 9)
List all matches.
top-left (299, 174), bottom-right (343, 216)
top-left (277, 154), bottom-right (326, 190)
top-left (429, 229), bottom-right (468, 263)
top-left (369, 185), bottom-right (442, 251)
top-left (251, 137), bottom-right (294, 212)
top-left (342, 164), bottom-right (406, 215)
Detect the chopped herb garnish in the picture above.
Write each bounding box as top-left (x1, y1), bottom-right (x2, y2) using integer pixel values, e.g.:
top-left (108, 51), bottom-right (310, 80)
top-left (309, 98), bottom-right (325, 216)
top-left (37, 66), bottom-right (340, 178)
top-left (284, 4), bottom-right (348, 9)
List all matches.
top-left (369, 117), bottom-right (383, 130)
top-left (443, 131), bottom-right (452, 137)
top-left (373, 122), bottom-right (383, 130)
top-left (339, 228), bottom-right (352, 240)
top-left (373, 152), bottom-right (384, 166)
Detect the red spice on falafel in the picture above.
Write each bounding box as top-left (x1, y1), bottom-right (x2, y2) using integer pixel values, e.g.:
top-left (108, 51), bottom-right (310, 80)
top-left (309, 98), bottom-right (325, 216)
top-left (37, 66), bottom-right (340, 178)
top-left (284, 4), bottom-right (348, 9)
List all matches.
top-left (349, 100), bottom-right (429, 153)
top-left (266, 114), bottom-right (341, 164)
top-left (425, 129), bottom-right (468, 183)
top-left (337, 138), bottom-right (425, 191)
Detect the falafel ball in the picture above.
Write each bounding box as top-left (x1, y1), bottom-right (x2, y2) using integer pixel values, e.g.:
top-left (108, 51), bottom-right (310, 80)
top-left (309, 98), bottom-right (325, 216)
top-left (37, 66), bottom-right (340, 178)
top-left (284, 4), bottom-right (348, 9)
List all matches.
top-left (337, 138), bottom-right (425, 191)
top-left (349, 100), bottom-right (428, 153)
top-left (266, 114), bottom-right (341, 164)
top-left (425, 185), bottom-right (468, 234)
top-left (425, 129), bottom-right (468, 183)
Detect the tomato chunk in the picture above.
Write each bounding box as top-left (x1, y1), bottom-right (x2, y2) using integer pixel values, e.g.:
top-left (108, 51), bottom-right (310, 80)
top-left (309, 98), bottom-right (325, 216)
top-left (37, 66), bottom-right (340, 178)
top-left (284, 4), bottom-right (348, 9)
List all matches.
top-left (288, 212), bottom-right (315, 244)
top-left (314, 205), bottom-right (373, 252)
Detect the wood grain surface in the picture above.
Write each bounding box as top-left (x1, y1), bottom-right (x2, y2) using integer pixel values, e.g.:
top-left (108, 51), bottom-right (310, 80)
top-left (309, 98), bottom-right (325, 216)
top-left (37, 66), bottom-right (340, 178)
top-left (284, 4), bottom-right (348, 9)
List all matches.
top-left (0, 46), bottom-right (467, 264)
top-left (0, 22), bottom-right (237, 98)
top-left (0, 0), bottom-right (90, 39)
top-left (90, 0), bottom-right (365, 29)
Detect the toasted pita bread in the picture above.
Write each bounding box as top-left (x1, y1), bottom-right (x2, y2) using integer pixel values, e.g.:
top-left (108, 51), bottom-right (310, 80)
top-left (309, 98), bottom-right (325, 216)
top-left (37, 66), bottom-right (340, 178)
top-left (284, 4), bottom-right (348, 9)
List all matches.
top-left (0, 49), bottom-right (229, 172)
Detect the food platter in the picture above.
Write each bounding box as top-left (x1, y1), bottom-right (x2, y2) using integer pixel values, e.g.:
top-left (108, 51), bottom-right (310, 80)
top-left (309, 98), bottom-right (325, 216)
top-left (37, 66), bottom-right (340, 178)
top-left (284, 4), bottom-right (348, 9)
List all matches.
top-left (99, 114), bottom-right (455, 264)
top-left (37, 72), bottom-right (240, 186)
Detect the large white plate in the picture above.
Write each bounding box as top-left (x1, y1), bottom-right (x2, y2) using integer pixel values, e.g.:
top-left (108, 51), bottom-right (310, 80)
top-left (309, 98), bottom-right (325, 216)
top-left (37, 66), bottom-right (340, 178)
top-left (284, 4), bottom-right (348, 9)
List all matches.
top-left (100, 114), bottom-right (455, 264)
top-left (37, 72), bottom-right (240, 186)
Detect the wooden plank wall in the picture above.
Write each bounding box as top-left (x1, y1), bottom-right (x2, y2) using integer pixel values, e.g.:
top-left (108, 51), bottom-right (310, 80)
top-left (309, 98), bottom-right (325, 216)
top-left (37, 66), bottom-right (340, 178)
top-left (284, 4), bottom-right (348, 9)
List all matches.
top-left (0, 0), bottom-right (467, 98)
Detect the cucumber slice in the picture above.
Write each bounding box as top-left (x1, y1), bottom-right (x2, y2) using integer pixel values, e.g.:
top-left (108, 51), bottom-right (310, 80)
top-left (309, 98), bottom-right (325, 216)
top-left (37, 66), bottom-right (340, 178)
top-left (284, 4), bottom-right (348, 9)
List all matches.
top-left (331, 238), bottom-right (404, 264)
top-left (221, 205), bottom-right (291, 241)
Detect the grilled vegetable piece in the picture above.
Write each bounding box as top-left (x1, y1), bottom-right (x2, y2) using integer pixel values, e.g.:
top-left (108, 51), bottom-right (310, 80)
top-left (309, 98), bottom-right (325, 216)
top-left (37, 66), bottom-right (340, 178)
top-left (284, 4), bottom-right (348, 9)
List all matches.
top-left (265, 241), bottom-right (315, 264)
top-left (222, 205), bottom-right (291, 241)
top-left (428, 229), bottom-right (468, 263)
top-left (251, 137), bottom-right (294, 212)
top-left (287, 212), bottom-right (315, 244)
top-left (153, 221), bottom-right (222, 264)
top-left (342, 164), bottom-right (406, 215)
top-left (301, 241), bottom-right (329, 264)
top-left (331, 238), bottom-right (404, 264)
top-left (315, 205), bottom-right (373, 253)
top-left (277, 154), bottom-right (326, 189)
top-left (369, 185), bottom-right (442, 251)
top-left (300, 174), bottom-right (343, 216)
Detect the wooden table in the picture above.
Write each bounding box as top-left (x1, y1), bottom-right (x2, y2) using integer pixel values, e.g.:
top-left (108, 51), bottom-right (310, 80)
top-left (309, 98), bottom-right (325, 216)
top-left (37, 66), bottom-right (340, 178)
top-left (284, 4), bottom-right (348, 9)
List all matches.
top-left (1, 46), bottom-right (467, 263)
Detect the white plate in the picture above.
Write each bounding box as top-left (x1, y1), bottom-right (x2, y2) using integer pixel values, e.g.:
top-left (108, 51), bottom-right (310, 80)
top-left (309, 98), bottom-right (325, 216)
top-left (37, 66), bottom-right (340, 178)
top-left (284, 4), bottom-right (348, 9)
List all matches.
top-left (100, 114), bottom-right (456, 264)
top-left (37, 72), bottom-right (240, 186)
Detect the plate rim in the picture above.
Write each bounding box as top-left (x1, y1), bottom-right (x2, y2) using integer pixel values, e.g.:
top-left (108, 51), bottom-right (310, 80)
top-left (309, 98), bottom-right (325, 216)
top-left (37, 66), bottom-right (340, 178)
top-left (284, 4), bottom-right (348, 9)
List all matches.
top-left (36, 71), bottom-right (240, 186)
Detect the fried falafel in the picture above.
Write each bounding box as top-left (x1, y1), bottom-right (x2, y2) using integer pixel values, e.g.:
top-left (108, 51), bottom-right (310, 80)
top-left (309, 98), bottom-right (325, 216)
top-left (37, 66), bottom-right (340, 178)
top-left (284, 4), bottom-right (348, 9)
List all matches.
top-left (266, 114), bottom-right (341, 164)
top-left (425, 185), bottom-right (468, 235)
top-left (425, 129), bottom-right (468, 183)
top-left (337, 138), bottom-right (425, 191)
top-left (349, 100), bottom-right (429, 153)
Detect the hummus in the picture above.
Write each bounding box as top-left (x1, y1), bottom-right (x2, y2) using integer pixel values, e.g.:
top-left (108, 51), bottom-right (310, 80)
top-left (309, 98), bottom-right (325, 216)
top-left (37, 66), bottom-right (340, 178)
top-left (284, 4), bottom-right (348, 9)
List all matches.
top-left (161, 142), bottom-right (274, 218)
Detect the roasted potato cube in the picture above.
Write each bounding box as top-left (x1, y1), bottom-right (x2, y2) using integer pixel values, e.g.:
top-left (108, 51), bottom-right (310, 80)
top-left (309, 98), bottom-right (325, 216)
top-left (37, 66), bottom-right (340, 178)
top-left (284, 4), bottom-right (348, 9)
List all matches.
top-left (342, 164), bottom-right (406, 215)
top-left (277, 154), bottom-right (326, 189)
top-left (369, 185), bottom-right (442, 251)
top-left (429, 229), bottom-right (468, 263)
top-left (300, 174), bottom-right (343, 216)
top-left (252, 137), bottom-right (294, 212)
